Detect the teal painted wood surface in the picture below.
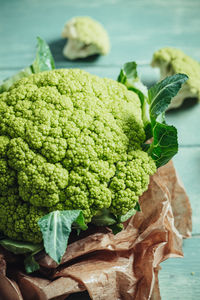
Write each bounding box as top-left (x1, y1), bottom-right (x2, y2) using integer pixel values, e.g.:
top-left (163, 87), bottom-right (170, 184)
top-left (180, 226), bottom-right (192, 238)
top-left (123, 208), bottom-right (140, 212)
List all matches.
top-left (0, 0), bottom-right (200, 299)
top-left (160, 238), bottom-right (200, 300)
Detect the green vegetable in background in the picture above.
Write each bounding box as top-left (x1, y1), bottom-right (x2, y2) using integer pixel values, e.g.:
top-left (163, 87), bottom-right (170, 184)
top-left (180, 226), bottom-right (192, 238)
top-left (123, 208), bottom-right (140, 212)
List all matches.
top-left (62, 16), bottom-right (110, 60)
top-left (151, 47), bottom-right (200, 109)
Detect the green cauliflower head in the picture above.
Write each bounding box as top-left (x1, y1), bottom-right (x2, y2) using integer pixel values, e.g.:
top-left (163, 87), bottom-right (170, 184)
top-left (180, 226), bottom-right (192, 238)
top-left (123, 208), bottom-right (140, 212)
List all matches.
top-left (0, 69), bottom-right (156, 243)
top-left (152, 47), bottom-right (200, 109)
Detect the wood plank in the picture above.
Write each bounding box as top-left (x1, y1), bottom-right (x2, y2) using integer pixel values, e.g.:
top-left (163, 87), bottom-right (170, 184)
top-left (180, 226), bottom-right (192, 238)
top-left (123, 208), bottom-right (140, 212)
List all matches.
top-left (166, 101), bottom-right (200, 147)
top-left (0, 0), bottom-right (200, 69)
top-left (159, 237), bottom-right (200, 300)
top-left (173, 147), bottom-right (200, 235)
top-left (0, 64), bottom-right (160, 86)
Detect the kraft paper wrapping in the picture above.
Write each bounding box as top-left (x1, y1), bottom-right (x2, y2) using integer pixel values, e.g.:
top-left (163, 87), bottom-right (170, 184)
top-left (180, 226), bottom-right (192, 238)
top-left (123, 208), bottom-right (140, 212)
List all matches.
top-left (0, 161), bottom-right (192, 300)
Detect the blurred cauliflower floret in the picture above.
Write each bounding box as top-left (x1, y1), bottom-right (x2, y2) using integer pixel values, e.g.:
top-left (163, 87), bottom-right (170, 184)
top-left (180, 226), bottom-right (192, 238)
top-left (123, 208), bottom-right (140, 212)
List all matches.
top-left (151, 47), bottom-right (200, 109)
top-left (62, 16), bottom-right (110, 60)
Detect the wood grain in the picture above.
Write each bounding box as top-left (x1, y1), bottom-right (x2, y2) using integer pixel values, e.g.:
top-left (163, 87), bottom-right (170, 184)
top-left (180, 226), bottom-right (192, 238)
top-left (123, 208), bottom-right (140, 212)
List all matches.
top-left (160, 237), bottom-right (200, 299)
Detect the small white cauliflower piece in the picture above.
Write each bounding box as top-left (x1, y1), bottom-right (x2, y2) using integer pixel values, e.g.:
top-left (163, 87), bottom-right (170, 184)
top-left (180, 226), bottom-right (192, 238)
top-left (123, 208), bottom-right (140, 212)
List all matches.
top-left (62, 16), bottom-right (110, 60)
top-left (151, 47), bottom-right (200, 109)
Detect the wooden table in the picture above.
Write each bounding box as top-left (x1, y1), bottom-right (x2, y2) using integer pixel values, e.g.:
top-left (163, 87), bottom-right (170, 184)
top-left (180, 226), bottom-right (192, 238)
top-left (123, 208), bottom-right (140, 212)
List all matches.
top-left (0, 0), bottom-right (200, 298)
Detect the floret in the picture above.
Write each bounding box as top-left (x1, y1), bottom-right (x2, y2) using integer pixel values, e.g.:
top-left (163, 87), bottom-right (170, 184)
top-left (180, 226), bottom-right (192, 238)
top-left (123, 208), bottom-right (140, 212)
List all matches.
top-left (7, 138), bottom-right (69, 207)
top-left (0, 69), bottom-right (156, 243)
top-left (62, 16), bottom-right (110, 60)
top-left (151, 47), bottom-right (200, 109)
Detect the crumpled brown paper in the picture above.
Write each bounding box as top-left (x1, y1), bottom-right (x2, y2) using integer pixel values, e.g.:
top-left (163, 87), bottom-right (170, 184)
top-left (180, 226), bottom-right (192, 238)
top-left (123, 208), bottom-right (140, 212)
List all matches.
top-left (157, 162), bottom-right (192, 238)
top-left (0, 161), bottom-right (192, 300)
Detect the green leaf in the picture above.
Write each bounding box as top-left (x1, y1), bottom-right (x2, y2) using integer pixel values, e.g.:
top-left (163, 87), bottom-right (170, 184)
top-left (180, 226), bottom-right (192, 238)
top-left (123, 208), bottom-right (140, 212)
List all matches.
top-left (117, 61), bottom-right (138, 85)
top-left (38, 210), bottom-right (87, 264)
top-left (118, 63), bottom-right (189, 168)
top-left (148, 74), bottom-right (188, 119)
top-left (148, 122), bottom-right (178, 167)
top-left (146, 74), bottom-right (187, 167)
top-left (117, 61), bottom-right (148, 99)
top-left (32, 36), bottom-right (55, 73)
top-left (108, 223), bottom-right (124, 235)
top-left (91, 208), bottom-right (137, 235)
top-left (0, 239), bottom-right (42, 255)
top-left (0, 238), bottom-right (43, 274)
top-left (134, 202), bottom-right (141, 212)
top-left (0, 37), bottom-right (55, 93)
top-left (24, 255), bottom-right (40, 274)
top-left (119, 207), bottom-right (136, 223)
top-left (73, 212), bottom-right (88, 231)
top-left (92, 207), bottom-right (137, 234)
top-left (91, 209), bottom-right (117, 226)
top-left (117, 61), bottom-right (150, 135)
